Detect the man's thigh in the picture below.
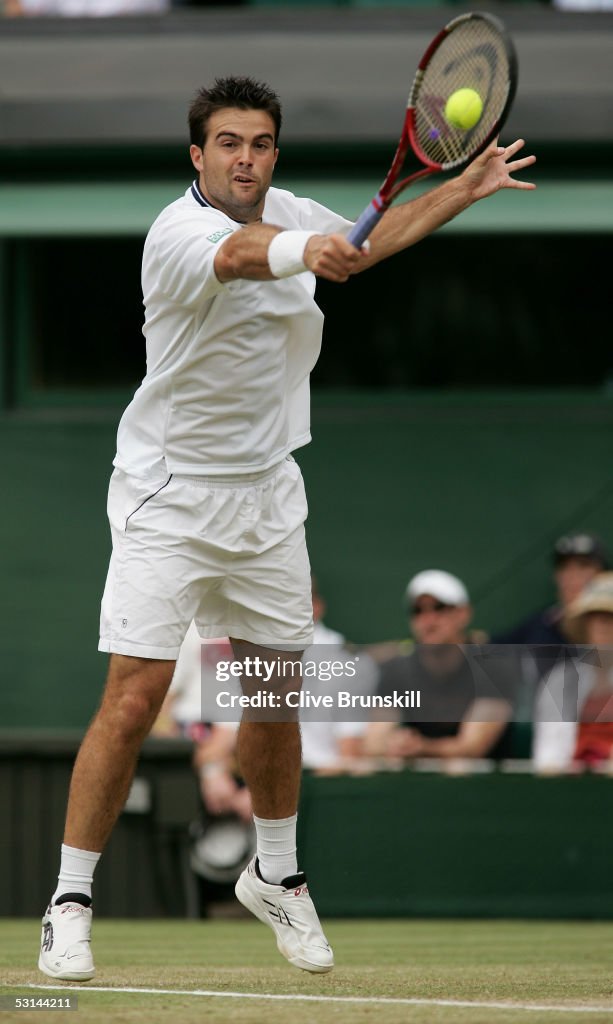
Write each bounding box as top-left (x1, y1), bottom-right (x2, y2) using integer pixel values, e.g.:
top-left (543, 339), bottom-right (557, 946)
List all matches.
top-left (98, 471), bottom-right (229, 659)
top-left (99, 461), bottom-right (314, 659)
top-left (196, 459), bottom-right (314, 650)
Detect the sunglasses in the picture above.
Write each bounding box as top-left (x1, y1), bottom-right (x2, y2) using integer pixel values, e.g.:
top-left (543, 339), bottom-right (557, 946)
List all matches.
top-left (411, 601), bottom-right (454, 616)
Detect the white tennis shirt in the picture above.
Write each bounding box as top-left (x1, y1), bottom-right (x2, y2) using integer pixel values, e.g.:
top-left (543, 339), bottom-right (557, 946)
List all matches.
top-left (114, 183), bottom-right (352, 479)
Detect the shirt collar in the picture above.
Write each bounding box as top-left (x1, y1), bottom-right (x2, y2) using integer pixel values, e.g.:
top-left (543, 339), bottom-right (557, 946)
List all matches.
top-left (191, 179), bottom-right (212, 209)
top-left (189, 179), bottom-right (262, 226)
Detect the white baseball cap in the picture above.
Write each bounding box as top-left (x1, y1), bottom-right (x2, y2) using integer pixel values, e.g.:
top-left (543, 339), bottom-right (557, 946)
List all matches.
top-left (406, 569), bottom-right (470, 608)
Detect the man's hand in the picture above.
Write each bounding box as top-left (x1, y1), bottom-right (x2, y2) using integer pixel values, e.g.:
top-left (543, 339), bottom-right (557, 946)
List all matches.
top-left (200, 767), bottom-right (240, 815)
top-left (200, 768), bottom-right (253, 821)
top-left (461, 138), bottom-right (536, 202)
top-left (387, 727), bottom-right (426, 759)
top-left (304, 233), bottom-right (369, 282)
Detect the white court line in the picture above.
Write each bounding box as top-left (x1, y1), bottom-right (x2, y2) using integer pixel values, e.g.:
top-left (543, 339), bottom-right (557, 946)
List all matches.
top-left (5, 983), bottom-right (612, 1015)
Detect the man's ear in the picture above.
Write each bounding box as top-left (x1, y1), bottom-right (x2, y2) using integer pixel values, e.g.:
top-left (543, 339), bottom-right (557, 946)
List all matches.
top-left (190, 145), bottom-right (204, 173)
top-left (457, 604), bottom-right (473, 631)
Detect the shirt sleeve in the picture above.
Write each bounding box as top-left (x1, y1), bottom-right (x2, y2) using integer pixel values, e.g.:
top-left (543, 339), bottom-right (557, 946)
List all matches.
top-left (146, 210), bottom-right (238, 308)
top-left (294, 196), bottom-right (355, 235)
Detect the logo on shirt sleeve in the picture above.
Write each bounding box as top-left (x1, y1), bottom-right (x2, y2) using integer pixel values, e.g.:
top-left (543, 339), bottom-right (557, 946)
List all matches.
top-left (206, 228), bottom-right (233, 244)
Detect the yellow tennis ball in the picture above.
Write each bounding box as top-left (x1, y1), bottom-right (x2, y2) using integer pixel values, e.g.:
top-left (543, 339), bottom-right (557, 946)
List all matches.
top-left (444, 88), bottom-right (483, 131)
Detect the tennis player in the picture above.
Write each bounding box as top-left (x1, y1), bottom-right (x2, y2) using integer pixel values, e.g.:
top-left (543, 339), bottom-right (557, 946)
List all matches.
top-left (38, 76), bottom-right (535, 981)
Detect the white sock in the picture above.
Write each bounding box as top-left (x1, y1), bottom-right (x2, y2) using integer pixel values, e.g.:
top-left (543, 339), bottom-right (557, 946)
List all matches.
top-left (51, 844), bottom-right (101, 904)
top-left (254, 814), bottom-right (298, 884)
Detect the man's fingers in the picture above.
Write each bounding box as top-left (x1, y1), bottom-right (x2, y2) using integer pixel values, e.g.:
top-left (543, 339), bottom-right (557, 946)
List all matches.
top-left (508, 179), bottom-right (537, 191)
top-left (506, 150), bottom-right (537, 188)
top-left (330, 234), bottom-right (364, 261)
top-left (313, 257), bottom-right (352, 283)
top-left (476, 140), bottom-right (504, 164)
top-left (318, 252), bottom-right (356, 274)
top-left (503, 138), bottom-right (526, 158)
top-left (305, 234), bottom-right (359, 280)
top-left (471, 139), bottom-right (533, 175)
top-left (319, 269), bottom-right (350, 283)
top-left (507, 155), bottom-right (537, 173)
top-left (312, 234), bottom-right (368, 281)
top-left (485, 138), bottom-right (528, 163)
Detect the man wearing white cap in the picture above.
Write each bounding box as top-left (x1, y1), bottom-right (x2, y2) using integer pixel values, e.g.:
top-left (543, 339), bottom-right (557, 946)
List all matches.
top-left (366, 570), bottom-right (512, 761)
top-left (404, 570), bottom-right (472, 646)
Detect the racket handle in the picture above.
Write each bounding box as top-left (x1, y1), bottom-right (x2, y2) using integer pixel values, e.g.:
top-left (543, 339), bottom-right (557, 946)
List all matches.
top-left (347, 201), bottom-right (385, 248)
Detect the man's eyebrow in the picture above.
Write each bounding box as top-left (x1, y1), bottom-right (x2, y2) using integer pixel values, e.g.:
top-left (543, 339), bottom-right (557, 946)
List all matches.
top-left (215, 131), bottom-right (274, 142)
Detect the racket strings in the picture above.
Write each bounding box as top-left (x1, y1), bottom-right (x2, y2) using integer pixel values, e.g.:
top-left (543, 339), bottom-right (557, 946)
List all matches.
top-left (412, 18), bottom-right (512, 170)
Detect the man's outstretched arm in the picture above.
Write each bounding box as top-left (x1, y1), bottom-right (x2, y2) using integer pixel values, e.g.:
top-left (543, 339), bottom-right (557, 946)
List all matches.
top-left (356, 138), bottom-right (536, 271)
top-left (214, 138), bottom-right (535, 285)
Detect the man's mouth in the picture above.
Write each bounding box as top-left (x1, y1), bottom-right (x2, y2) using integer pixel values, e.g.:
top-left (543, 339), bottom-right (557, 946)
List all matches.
top-left (234, 175), bottom-right (256, 184)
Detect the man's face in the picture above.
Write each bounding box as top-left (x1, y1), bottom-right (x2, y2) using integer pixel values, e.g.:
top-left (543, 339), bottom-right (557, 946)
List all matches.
top-left (190, 107), bottom-right (278, 223)
top-left (555, 556), bottom-right (602, 608)
top-left (410, 595), bottom-right (471, 645)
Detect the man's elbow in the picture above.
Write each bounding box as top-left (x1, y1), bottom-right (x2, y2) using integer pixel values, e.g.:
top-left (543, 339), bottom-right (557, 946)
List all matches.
top-left (214, 243), bottom-right (238, 283)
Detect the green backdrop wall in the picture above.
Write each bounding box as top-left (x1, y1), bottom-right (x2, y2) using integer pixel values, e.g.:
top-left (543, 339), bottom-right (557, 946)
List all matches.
top-left (2, 391), bottom-right (612, 729)
top-left (3, 739), bottom-right (612, 920)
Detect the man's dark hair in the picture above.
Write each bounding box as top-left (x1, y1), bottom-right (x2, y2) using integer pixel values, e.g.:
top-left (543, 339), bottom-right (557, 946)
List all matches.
top-left (188, 76), bottom-right (282, 149)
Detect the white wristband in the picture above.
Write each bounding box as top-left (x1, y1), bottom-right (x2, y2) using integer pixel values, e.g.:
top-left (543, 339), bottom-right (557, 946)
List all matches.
top-left (268, 230), bottom-right (317, 279)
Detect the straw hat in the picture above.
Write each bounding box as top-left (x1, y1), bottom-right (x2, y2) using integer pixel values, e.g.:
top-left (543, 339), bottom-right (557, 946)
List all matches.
top-left (563, 572), bottom-right (613, 643)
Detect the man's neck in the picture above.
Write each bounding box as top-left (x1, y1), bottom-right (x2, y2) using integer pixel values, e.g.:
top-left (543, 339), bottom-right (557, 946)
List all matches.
top-left (419, 643), bottom-right (465, 676)
top-left (195, 178), bottom-right (264, 225)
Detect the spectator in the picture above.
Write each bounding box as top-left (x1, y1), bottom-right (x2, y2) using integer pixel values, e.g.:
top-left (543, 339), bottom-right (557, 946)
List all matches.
top-left (553, 0), bottom-right (613, 11)
top-left (365, 570), bottom-right (512, 763)
top-left (300, 576), bottom-right (377, 775)
top-left (493, 532), bottom-right (609, 726)
top-left (533, 573), bottom-right (613, 773)
top-left (494, 532), bottom-right (609, 647)
top-left (4, 0), bottom-right (168, 15)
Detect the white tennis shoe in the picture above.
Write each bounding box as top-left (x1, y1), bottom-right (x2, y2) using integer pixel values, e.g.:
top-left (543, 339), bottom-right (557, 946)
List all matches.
top-left (235, 857), bottom-right (334, 973)
top-left (38, 900), bottom-right (95, 981)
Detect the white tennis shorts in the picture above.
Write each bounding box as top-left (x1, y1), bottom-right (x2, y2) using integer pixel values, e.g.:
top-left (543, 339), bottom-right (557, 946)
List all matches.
top-left (98, 456), bottom-right (313, 659)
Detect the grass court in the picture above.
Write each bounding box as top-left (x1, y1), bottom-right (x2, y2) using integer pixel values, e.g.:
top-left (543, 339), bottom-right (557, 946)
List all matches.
top-left (2, 918), bottom-right (613, 1023)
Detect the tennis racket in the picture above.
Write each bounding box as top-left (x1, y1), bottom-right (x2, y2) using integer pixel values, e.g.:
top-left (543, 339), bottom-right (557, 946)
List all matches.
top-left (348, 12), bottom-right (518, 248)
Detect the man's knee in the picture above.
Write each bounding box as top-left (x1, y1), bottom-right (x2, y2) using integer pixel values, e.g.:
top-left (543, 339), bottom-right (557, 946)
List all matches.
top-left (230, 640), bottom-right (304, 723)
top-left (98, 655), bottom-right (175, 739)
